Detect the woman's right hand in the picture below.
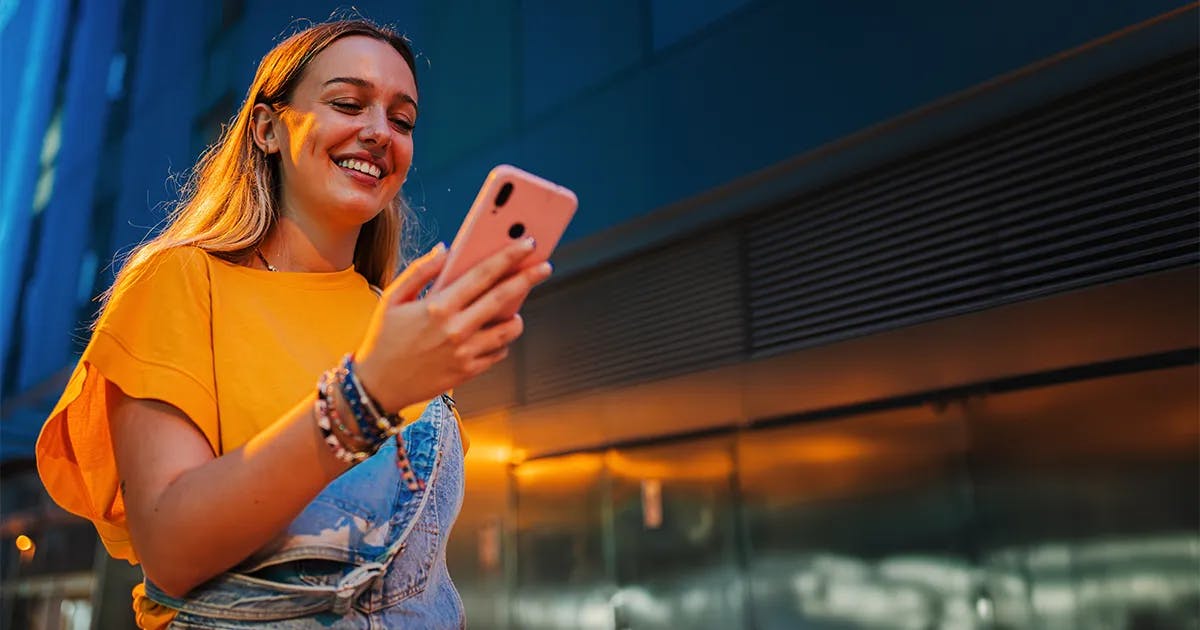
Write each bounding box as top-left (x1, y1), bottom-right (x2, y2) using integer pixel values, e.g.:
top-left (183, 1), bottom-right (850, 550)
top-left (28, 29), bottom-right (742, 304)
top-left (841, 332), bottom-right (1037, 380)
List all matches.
top-left (354, 238), bottom-right (552, 412)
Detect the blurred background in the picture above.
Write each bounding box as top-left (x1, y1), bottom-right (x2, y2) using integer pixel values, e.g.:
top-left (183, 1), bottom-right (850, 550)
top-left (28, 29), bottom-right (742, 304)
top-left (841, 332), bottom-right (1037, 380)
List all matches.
top-left (1, 1), bottom-right (1198, 628)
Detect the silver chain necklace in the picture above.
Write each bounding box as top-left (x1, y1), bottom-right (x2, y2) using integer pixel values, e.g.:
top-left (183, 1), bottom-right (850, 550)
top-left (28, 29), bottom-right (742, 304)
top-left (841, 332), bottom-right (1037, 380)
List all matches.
top-left (255, 248), bottom-right (278, 272)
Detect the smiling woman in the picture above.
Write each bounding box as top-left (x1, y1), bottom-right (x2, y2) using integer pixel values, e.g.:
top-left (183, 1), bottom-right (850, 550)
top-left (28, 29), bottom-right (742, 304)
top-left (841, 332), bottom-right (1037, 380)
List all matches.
top-left (33, 17), bottom-right (551, 630)
top-left (251, 35), bottom-right (419, 249)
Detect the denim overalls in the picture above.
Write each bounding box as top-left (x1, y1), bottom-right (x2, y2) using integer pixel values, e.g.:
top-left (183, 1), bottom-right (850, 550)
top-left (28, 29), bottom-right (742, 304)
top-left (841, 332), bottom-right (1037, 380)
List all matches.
top-left (146, 395), bottom-right (466, 629)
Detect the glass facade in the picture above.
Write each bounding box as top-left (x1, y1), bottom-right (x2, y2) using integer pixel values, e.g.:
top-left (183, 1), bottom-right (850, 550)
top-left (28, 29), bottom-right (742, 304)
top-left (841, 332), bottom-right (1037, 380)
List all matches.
top-left (500, 365), bottom-right (1199, 629)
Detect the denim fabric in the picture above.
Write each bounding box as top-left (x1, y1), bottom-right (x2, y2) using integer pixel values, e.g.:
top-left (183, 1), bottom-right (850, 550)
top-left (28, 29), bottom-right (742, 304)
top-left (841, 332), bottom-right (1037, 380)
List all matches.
top-left (146, 395), bottom-right (466, 629)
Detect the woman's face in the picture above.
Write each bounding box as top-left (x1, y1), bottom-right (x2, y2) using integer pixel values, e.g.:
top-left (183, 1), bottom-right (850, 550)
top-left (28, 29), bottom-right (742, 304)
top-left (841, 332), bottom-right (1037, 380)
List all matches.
top-left (260, 35), bottom-right (418, 229)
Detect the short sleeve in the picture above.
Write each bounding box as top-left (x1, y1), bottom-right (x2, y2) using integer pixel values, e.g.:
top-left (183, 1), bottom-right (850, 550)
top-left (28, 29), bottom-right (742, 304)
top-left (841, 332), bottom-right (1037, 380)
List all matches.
top-left (35, 246), bottom-right (218, 563)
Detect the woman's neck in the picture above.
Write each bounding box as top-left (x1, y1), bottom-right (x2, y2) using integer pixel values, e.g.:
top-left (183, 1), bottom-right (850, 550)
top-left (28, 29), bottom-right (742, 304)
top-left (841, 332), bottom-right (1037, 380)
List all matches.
top-left (258, 214), bottom-right (359, 273)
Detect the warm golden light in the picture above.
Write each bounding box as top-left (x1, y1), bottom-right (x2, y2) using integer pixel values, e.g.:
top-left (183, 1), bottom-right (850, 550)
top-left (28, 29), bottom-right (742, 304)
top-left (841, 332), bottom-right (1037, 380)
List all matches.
top-left (784, 435), bottom-right (876, 464)
top-left (467, 442), bottom-right (514, 464)
top-left (606, 449), bottom-right (733, 482)
top-left (512, 452), bottom-right (604, 485)
top-left (14, 535), bottom-right (33, 552)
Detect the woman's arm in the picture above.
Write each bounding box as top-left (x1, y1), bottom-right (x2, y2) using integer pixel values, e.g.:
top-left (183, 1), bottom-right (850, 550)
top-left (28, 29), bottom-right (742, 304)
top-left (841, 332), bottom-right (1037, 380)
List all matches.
top-left (109, 385), bottom-right (342, 599)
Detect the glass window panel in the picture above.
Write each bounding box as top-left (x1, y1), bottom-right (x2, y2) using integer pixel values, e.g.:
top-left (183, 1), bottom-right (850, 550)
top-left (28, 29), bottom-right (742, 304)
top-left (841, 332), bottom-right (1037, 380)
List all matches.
top-left (512, 453), bottom-right (614, 629)
top-left (607, 436), bottom-right (746, 629)
top-left (739, 404), bottom-right (973, 629)
top-left (968, 365), bottom-right (1199, 629)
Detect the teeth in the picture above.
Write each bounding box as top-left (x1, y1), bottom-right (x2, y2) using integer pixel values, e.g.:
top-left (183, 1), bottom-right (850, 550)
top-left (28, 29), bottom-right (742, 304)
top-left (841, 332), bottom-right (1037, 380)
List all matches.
top-left (336, 158), bottom-right (382, 179)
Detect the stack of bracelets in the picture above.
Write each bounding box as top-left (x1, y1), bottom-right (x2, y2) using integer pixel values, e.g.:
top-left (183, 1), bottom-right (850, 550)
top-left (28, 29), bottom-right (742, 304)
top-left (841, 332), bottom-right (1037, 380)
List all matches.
top-left (314, 353), bottom-right (424, 491)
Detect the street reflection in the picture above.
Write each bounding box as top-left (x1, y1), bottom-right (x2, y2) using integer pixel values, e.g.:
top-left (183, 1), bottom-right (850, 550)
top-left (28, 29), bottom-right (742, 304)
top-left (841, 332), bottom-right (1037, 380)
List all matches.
top-left (754, 534), bottom-right (1199, 629)
top-left (503, 366), bottom-right (1197, 629)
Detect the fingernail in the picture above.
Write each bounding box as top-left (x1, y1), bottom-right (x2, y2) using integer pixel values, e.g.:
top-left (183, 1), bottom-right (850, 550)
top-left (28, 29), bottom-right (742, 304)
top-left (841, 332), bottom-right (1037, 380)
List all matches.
top-left (523, 237), bottom-right (536, 250)
top-left (436, 242), bottom-right (446, 252)
top-left (539, 261), bottom-right (553, 275)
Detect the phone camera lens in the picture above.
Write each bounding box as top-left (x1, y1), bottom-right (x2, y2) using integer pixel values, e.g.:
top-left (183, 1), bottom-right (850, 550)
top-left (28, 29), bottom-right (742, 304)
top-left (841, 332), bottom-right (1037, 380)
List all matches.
top-left (508, 223), bottom-right (526, 239)
top-left (495, 182), bottom-right (514, 207)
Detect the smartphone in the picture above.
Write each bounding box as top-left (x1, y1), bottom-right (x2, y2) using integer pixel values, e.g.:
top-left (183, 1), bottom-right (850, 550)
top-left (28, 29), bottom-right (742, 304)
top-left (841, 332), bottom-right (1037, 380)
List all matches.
top-left (431, 164), bottom-right (577, 310)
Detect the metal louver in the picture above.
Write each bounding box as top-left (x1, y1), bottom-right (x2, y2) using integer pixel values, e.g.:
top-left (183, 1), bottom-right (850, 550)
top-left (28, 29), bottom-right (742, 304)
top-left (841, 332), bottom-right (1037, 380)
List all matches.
top-left (521, 231), bottom-right (745, 402)
top-left (466, 49), bottom-right (1198, 409)
top-left (747, 50), bottom-right (1199, 357)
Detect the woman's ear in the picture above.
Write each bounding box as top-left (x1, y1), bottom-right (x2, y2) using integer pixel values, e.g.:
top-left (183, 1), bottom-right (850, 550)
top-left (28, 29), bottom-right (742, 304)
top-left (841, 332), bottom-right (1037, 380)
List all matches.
top-left (250, 103), bottom-right (280, 154)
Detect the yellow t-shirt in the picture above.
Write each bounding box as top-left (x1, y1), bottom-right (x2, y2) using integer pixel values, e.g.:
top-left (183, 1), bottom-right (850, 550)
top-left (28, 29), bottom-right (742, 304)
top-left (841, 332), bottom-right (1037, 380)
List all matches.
top-left (34, 246), bottom-right (464, 629)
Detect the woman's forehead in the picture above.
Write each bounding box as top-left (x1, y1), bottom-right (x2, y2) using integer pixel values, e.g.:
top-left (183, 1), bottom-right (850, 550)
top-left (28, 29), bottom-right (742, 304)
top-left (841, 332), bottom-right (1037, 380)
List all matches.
top-left (302, 35), bottom-right (417, 98)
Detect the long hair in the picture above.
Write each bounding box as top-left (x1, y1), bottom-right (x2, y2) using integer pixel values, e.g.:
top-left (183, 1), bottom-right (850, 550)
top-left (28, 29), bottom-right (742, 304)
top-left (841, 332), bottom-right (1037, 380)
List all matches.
top-left (95, 19), bottom-right (419, 324)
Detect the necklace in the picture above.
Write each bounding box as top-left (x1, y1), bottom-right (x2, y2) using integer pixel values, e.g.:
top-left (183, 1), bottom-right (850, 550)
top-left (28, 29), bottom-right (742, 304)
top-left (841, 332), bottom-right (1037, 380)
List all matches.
top-left (255, 248), bottom-right (278, 272)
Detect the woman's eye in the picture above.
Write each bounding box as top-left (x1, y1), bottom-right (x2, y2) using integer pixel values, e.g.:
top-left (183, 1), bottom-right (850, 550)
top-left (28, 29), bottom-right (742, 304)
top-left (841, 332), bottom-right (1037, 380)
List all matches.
top-left (331, 101), bottom-right (362, 112)
top-left (390, 118), bottom-right (415, 133)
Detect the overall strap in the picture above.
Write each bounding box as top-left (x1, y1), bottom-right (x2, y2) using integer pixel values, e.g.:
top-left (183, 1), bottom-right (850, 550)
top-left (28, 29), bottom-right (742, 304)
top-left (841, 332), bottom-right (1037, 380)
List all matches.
top-left (371, 392), bottom-right (457, 567)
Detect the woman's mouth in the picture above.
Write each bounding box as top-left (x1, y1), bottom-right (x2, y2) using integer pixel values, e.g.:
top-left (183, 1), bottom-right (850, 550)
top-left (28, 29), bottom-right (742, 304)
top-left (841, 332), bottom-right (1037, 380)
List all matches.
top-left (335, 158), bottom-right (383, 186)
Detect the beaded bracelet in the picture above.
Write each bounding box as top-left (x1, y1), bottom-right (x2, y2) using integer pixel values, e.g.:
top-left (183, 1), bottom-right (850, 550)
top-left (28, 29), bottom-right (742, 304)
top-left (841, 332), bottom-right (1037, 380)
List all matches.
top-left (342, 355), bottom-right (425, 491)
top-left (314, 359), bottom-right (425, 491)
top-left (340, 355), bottom-right (425, 491)
top-left (345, 354), bottom-right (395, 429)
top-left (314, 371), bottom-right (370, 465)
top-left (337, 355), bottom-right (399, 440)
top-left (321, 369), bottom-right (370, 451)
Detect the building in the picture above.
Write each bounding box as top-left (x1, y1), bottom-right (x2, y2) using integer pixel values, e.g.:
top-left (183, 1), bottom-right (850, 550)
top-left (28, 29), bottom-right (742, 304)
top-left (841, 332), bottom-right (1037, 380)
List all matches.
top-left (1, 1), bottom-right (1195, 627)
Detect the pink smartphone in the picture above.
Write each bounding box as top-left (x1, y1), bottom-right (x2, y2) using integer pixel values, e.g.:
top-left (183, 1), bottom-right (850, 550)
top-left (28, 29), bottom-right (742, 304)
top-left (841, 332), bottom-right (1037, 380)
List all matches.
top-left (431, 164), bottom-right (577, 304)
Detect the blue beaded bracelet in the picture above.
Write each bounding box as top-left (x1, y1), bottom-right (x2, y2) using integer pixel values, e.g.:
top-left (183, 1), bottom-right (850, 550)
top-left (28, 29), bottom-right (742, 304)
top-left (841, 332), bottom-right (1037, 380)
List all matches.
top-left (328, 355), bottom-right (424, 491)
top-left (339, 355), bottom-right (403, 438)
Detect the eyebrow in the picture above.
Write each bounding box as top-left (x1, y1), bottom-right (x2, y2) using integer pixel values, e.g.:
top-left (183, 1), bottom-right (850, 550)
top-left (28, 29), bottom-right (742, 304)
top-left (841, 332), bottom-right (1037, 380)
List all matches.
top-left (323, 76), bottom-right (418, 114)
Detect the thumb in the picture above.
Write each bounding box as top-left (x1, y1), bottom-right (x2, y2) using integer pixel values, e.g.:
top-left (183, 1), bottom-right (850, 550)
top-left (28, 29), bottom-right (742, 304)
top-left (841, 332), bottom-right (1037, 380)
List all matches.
top-left (384, 243), bottom-right (447, 304)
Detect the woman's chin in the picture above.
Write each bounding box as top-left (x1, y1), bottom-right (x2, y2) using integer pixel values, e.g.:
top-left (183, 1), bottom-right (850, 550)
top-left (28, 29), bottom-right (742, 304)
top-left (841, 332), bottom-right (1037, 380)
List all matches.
top-left (328, 197), bottom-right (390, 225)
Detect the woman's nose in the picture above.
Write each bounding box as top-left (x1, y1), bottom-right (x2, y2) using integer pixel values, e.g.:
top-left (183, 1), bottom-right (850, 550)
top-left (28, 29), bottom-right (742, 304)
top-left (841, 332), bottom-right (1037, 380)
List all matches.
top-left (358, 107), bottom-right (390, 146)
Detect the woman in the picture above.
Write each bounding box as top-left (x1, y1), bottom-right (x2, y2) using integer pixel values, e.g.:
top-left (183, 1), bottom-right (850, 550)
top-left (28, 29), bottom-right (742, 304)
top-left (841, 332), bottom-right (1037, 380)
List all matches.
top-left (34, 18), bottom-right (548, 629)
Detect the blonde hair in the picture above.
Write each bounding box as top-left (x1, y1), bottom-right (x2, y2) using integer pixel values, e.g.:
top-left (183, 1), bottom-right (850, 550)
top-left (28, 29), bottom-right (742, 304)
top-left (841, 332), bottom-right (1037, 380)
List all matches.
top-left (95, 19), bottom-right (419, 324)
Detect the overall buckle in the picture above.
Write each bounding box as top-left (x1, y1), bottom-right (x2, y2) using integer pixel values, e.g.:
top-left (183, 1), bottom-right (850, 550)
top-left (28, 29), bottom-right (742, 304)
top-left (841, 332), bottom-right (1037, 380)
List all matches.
top-left (331, 561), bottom-right (386, 615)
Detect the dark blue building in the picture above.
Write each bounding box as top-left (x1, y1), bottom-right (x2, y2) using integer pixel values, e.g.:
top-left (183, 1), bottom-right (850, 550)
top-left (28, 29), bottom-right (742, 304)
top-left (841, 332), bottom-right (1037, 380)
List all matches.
top-left (1, 1), bottom-right (1195, 627)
